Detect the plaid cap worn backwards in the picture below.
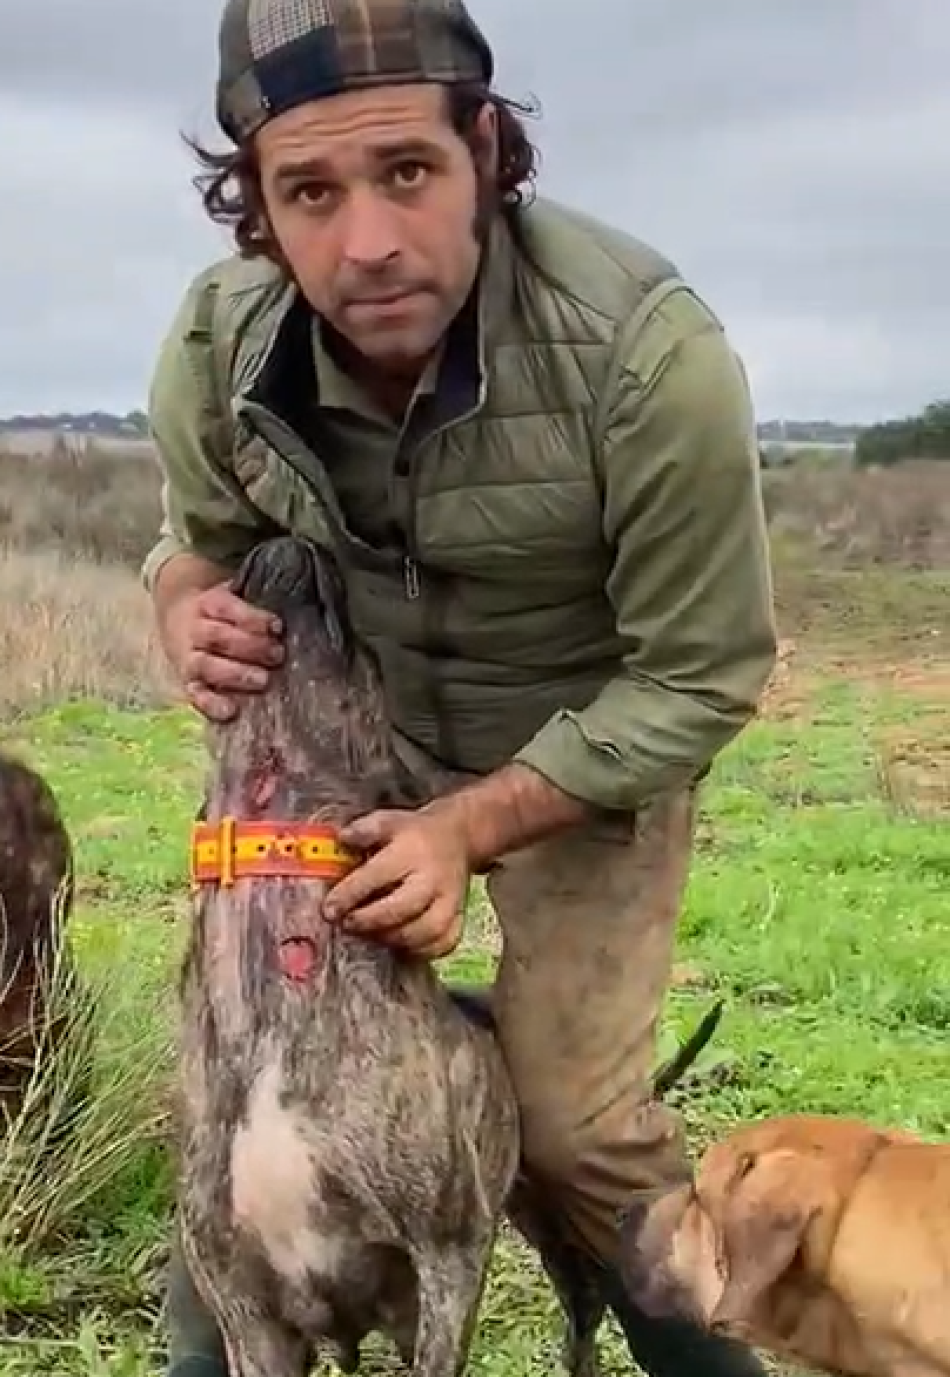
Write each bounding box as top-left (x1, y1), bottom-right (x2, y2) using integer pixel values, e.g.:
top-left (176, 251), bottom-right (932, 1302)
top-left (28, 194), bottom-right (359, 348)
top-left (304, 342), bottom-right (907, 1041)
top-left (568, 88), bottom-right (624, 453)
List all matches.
top-left (216, 0), bottom-right (495, 143)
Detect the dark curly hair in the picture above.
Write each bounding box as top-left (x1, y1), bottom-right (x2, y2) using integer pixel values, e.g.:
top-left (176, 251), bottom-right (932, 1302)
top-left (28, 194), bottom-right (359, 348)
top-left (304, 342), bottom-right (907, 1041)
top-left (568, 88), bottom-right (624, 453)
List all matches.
top-left (184, 84), bottom-right (541, 262)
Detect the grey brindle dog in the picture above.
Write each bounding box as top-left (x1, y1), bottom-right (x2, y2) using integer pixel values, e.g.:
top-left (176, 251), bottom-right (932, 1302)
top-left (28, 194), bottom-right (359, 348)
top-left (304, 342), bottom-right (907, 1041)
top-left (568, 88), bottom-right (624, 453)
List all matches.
top-left (175, 534), bottom-right (722, 1377)
top-left (176, 534), bottom-right (606, 1377)
top-left (0, 555), bottom-right (719, 1377)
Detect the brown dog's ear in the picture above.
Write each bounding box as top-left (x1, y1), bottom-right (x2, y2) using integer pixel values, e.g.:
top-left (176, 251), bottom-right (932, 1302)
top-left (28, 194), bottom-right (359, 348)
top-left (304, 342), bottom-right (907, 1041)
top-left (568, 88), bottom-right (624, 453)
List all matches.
top-left (702, 1147), bottom-right (822, 1332)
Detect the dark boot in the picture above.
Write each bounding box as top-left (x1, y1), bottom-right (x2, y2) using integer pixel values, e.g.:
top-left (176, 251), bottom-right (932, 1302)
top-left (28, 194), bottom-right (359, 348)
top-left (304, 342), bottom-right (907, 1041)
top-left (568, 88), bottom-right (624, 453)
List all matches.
top-left (165, 1231), bottom-right (228, 1377)
top-left (597, 1263), bottom-right (767, 1377)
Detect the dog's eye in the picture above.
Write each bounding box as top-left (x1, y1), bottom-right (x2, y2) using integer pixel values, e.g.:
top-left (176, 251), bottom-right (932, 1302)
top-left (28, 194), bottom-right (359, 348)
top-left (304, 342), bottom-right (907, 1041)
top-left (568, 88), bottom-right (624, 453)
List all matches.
top-left (736, 1153), bottom-right (756, 1182)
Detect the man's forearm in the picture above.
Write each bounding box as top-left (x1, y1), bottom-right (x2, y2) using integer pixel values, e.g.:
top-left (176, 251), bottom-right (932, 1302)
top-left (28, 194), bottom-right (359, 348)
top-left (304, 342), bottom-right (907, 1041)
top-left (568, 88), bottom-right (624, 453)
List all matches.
top-left (423, 761), bottom-right (592, 871)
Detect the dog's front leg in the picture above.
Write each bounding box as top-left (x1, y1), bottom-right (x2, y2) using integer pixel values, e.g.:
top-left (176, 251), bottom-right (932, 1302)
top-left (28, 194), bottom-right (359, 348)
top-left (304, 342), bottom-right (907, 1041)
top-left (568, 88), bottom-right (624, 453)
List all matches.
top-left (411, 1232), bottom-right (497, 1377)
top-left (180, 1222), bottom-right (309, 1377)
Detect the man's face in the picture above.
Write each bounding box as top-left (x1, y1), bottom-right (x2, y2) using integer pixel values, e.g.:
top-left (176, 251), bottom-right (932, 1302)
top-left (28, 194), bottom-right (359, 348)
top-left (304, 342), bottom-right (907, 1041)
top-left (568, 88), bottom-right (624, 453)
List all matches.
top-left (255, 83), bottom-right (491, 374)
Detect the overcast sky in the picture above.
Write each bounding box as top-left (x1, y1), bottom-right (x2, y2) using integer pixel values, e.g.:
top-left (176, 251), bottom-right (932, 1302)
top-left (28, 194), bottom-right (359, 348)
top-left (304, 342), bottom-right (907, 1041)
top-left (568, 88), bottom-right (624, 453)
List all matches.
top-left (2, 0), bottom-right (948, 422)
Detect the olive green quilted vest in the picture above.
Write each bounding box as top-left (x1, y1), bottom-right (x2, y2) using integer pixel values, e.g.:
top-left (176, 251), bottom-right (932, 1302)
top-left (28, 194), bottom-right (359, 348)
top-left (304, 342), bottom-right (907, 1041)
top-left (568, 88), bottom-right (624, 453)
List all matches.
top-left (197, 197), bottom-right (680, 772)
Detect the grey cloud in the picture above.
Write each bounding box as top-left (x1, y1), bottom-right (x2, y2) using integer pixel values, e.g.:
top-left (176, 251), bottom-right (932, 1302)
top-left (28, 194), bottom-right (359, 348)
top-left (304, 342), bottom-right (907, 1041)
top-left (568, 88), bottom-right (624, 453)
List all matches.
top-left (0, 0), bottom-right (220, 116)
top-left (2, 0), bottom-right (949, 419)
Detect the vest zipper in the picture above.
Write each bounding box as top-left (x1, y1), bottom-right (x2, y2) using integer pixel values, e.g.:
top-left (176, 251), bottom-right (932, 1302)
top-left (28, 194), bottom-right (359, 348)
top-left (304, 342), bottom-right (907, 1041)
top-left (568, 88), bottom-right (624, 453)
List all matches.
top-left (245, 401), bottom-right (450, 760)
top-left (402, 429), bottom-right (454, 765)
top-left (403, 555), bottom-right (420, 600)
top-left (399, 385), bottom-right (485, 766)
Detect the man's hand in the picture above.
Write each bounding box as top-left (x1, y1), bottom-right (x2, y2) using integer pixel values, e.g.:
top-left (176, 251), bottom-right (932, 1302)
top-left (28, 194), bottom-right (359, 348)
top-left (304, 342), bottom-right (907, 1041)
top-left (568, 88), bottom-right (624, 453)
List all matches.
top-left (322, 807), bottom-right (472, 960)
top-left (323, 763), bottom-right (592, 960)
top-left (163, 582), bottom-right (285, 722)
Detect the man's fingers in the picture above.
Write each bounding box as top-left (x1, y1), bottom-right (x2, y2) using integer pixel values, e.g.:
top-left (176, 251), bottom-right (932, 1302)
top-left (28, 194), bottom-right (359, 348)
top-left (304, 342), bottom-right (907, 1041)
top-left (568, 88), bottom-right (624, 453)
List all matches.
top-left (185, 649), bottom-right (272, 694)
top-left (334, 875), bottom-right (435, 936)
top-left (185, 680), bottom-right (239, 723)
top-left (193, 616), bottom-right (285, 669)
top-left (387, 905), bottom-right (462, 960)
top-left (202, 586), bottom-right (283, 637)
top-left (324, 846), bottom-right (417, 922)
top-left (337, 809), bottom-right (406, 852)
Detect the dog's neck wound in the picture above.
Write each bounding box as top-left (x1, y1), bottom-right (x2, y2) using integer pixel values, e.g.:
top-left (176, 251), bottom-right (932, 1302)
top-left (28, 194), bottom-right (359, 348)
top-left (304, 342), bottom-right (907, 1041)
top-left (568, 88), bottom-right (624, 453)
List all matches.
top-left (278, 937), bottom-right (319, 983)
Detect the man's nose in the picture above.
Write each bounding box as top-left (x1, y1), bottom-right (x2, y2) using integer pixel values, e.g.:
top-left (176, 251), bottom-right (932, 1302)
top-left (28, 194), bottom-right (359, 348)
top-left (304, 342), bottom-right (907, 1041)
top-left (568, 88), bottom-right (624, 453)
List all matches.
top-left (340, 187), bottom-right (401, 269)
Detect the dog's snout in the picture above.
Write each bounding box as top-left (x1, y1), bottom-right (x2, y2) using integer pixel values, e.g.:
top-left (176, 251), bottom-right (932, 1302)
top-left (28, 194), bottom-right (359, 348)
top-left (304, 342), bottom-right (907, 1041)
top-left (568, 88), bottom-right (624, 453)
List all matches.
top-left (616, 1179), bottom-right (700, 1323)
top-left (619, 1179), bottom-right (692, 1236)
top-left (618, 1195), bottom-right (653, 1243)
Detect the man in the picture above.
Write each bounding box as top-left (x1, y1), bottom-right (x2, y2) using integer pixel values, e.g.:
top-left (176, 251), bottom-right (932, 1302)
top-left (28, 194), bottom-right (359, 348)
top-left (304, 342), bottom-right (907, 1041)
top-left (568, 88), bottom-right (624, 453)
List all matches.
top-left (145, 1), bottom-right (777, 1373)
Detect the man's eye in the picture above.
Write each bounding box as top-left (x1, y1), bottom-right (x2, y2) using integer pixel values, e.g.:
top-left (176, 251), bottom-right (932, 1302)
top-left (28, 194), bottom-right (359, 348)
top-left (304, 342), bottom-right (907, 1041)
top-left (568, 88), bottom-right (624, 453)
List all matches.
top-left (295, 183), bottom-right (332, 207)
top-left (390, 161), bottom-right (428, 190)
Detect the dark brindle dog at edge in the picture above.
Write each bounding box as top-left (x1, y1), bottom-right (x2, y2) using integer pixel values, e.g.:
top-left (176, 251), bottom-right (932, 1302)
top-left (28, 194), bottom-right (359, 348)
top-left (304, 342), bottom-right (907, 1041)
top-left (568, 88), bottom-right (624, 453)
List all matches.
top-left (174, 534), bottom-right (722, 1377)
top-left (0, 750), bottom-right (74, 1125)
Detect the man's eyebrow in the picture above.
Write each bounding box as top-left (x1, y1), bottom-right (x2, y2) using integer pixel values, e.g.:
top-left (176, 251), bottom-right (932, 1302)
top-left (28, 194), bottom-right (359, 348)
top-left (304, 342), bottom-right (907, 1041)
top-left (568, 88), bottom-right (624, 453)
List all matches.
top-left (274, 139), bottom-right (443, 182)
top-left (273, 157), bottom-right (331, 183)
top-left (370, 137), bottom-right (443, 163)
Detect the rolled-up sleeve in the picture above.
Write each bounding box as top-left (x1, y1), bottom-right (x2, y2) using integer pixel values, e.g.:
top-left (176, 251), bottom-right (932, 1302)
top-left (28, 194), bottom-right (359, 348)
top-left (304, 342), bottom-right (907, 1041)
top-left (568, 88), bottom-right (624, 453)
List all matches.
top-left (514, 284), bottom-right (778, 810)
top-left (141, 266), bottom-right (272, 592)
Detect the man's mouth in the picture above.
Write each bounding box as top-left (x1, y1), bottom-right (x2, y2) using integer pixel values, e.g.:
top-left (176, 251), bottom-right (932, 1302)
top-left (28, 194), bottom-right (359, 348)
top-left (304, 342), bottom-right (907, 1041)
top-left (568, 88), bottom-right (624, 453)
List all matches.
top-left (344, 288), bottom-right (425, 314)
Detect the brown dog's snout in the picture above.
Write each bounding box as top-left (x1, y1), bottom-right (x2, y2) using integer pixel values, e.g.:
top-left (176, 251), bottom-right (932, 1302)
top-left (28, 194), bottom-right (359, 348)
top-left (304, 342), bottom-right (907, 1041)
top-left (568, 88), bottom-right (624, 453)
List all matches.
top-left (619, 1179), bottom-right (693, 1245)
top-left (618, 1191), bottom-right (659, 1239)
top-left (618, 1181), bottom-right (700, 1322)
top-left (616, 1197), bottom-right (653, 1298)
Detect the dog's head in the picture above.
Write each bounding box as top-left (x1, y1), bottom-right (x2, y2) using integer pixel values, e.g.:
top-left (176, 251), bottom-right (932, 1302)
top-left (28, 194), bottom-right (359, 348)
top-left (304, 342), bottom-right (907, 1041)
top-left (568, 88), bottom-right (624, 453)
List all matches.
top-left (620, 1123), bottom-right (848, 1338)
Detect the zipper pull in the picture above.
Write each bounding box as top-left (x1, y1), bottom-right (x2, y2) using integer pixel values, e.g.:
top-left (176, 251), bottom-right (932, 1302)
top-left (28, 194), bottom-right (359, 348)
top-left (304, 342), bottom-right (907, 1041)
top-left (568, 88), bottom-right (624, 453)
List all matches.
top-left (403, 556), bottom-right (421, 599)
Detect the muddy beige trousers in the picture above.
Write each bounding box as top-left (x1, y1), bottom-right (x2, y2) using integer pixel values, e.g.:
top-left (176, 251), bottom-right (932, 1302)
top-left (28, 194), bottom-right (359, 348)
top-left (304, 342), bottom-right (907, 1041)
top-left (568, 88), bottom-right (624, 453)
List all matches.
top-left (482, 789), bottom-right (696, 1266)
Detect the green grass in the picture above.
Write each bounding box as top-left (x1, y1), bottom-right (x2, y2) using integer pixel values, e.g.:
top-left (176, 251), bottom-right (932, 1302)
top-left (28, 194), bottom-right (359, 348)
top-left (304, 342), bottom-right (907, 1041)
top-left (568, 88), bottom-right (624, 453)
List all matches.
top-left (0, 651), bottom-right (947, 1375)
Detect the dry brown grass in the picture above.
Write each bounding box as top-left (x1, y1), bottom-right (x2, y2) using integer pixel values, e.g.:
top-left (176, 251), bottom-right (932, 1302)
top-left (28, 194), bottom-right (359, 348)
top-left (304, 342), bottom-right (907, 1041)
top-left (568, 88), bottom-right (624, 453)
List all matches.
top-left (0, 440), bottom-right (174, 719)
top-left (0, 547), bottom-right (176, 720)
top-left (0, 438), bottom-right (161, 569)
top-left (763, 457), bottom-right (950, 568)
top-left (1, 437), bottom-right (947, 723)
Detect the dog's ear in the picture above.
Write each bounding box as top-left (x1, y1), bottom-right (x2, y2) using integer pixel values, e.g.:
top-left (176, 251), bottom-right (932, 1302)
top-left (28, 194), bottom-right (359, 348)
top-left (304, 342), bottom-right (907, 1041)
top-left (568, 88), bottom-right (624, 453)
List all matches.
top-left (701, 1147), bottom-right (821, 1332)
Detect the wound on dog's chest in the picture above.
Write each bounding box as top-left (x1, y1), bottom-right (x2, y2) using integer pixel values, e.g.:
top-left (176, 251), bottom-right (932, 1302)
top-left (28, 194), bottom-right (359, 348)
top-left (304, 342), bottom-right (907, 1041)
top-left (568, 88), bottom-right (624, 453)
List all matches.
top-left (279, 936), bottom-right (319, 983)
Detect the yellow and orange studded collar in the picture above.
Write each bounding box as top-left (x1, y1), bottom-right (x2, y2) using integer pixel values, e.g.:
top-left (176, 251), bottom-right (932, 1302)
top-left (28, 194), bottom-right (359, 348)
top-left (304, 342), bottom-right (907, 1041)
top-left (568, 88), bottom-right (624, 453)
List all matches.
top-left (189, 817), bottom-right (360, 889)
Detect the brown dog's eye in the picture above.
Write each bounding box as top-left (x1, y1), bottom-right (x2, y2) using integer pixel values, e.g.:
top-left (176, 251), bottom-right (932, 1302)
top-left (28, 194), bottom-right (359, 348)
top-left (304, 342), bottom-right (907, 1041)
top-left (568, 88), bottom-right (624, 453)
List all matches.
top-left (736, 1152), bottom-right (756, 1182)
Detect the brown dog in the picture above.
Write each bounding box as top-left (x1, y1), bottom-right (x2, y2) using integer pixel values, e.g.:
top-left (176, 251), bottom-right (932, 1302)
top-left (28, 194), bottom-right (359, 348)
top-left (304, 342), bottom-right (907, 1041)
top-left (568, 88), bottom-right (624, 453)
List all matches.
top-left (619, 1113), bottom-right (950, 1377)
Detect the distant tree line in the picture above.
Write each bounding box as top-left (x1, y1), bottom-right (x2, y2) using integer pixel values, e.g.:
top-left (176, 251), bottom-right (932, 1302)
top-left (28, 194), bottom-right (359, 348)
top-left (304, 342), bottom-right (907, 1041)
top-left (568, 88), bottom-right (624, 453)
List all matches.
top-left (757, 419), bottom-right (860, 445)
top-left (0, 410), bottom-right (147, 438)
top-left (855, 399), bottom-right (950, 467)
top-left (4, 402), bottom-right (949, 469)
